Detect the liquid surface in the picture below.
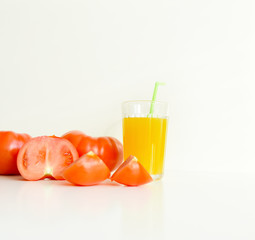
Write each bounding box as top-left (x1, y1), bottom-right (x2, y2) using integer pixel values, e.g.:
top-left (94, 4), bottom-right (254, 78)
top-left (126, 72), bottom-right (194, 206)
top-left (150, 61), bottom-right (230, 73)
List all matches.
top-left (123, 117), bottom-right (168, 175)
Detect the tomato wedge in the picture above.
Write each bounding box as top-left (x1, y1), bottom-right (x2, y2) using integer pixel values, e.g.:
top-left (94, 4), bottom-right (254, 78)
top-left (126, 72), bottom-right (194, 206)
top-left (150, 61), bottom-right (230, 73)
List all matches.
top-left (0, 131), bottom-right (31, 175)
top-left (17, 136), bottom-right (79, 180)
top-left (62, 130), bottom-right (123, 171)
top-left (111, 155), bottom-right (153, 186)
top-left (63, 151), bottom-right (110, 186)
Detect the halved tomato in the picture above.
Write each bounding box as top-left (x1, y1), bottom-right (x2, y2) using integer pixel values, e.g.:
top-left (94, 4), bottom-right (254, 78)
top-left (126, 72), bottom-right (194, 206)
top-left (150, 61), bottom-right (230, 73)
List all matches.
top-left (111, 155), bottom-right (153, 186)
top-left (17, 136), bottom-right (79, 180)
top-left (63, 151), bottom-right (110, 186)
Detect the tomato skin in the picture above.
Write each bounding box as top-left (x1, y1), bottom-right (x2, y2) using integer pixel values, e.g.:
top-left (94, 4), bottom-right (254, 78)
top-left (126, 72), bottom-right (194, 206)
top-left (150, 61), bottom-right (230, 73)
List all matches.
top-left (63, 151), bottom-right (110, 186)
top-left (111, 155), bottom-right (153, 186)
top-left (0, 131), bottom-right (31, 175)
top-left (17, 136), bottom-right (79, 181)
top-left (62, 131), bottom-right (123, 171)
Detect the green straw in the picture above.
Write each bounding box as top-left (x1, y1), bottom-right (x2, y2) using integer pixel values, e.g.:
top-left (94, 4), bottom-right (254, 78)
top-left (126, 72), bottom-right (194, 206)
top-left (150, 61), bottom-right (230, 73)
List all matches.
top-left (148, 82), bottom-right (165, 117)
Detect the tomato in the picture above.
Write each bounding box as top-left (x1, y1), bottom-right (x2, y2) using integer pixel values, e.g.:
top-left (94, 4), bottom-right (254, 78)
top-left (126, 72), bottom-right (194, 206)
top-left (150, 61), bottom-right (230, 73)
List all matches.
top-left (0, 131), bottom-right (31, 175)
top-left (111, 155), bottom-right (153, 186)
top-left (17, 136), bottom-right (79, 181)
top-left (63, 151), bottom-right (110, 186)
top-left (62, 130), bottom-right (123, 171)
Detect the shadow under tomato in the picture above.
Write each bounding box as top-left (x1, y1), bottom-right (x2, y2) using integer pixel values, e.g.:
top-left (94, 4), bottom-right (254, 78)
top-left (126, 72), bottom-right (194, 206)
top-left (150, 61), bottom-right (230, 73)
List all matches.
top-left (0, 175), bottom-right (24, 181)
top-left (53, 178), bottom-right (120, 187)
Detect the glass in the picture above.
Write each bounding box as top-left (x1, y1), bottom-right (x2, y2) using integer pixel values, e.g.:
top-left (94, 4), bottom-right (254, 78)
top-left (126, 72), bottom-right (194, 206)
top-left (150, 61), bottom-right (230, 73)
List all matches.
top-left (122, 101), bottom-right (169, 180)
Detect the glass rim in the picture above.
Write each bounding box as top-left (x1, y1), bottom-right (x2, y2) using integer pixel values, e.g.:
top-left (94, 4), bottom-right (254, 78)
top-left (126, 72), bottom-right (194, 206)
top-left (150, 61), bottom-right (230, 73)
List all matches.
top-left (122, 100), bottom-right (168, 105)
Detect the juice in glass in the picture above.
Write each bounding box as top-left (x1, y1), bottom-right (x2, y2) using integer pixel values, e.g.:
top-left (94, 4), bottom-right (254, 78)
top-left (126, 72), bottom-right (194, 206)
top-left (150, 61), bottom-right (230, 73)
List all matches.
top-left (122, 101), bottom-right (168, 180)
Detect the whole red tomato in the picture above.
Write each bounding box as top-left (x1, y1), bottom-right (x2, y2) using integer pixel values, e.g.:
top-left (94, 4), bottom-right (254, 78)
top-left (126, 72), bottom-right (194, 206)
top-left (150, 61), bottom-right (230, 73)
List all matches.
top-left (62, 131), bottom-right (123, 171)
top-left (0, 131), bottom-right (31, 175)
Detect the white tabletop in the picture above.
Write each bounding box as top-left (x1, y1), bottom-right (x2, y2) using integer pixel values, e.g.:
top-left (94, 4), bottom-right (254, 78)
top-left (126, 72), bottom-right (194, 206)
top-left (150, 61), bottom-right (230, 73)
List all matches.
top-left (0, 172), bottom-right (254, 240)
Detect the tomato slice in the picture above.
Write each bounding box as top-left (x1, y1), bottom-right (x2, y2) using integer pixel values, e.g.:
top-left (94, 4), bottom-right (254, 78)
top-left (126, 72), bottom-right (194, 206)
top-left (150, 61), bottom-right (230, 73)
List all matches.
top-left (110, 155), bottom-right (153, 186)
top-left (17, 136), bottom-right (79, 181)
top-left (63, 151), bottom-right (110, 186)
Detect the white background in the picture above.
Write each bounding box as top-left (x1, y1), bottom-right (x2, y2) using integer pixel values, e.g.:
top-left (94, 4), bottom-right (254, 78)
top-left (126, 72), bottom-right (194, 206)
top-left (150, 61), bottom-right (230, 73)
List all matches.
top-left (1, 0), bottom-right (255, 174)
top-left (0, 1), bottom-right (255, 239)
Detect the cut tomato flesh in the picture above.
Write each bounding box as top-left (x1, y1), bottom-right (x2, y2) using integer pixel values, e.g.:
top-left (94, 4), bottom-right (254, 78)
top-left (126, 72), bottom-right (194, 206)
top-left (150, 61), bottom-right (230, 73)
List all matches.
top-left (17, 136), bottom-right (79, 181)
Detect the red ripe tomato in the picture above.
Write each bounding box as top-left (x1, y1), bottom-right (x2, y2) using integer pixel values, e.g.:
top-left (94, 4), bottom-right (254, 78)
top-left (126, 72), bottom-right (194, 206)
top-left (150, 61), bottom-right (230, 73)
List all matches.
top-left (0, 131), bottom-right (31, 175)
top-left (63, 151), bottom-right (110, 186)
top-left (17, 136), bottom-right (79, 181)
top-left (62, 131), bottom-right (123, 171)
top-left (111, 155), bottom-right (153, 186)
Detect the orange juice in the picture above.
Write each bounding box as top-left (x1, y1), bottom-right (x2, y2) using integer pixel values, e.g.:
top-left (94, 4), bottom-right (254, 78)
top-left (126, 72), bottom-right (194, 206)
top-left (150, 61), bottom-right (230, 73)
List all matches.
top-left (123, 117), bottom-right (168, 177)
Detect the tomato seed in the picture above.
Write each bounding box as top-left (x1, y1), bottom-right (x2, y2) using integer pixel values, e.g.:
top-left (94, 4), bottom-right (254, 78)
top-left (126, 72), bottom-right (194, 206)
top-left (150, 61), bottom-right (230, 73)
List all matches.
top-left (63, 152), bottom-right (71, 156)
top-left (64, 152), bottom-right (73, 166)
top-left (38, 150), bottom-right (46, 161)
top-left (23, 152), bottom-right (28, 168)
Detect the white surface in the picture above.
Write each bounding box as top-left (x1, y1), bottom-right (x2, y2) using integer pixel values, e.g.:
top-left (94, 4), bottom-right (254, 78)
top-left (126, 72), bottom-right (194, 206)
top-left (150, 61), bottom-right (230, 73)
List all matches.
top-left (1, 172), bottom-right (255, 240)
top-left (0, 1), bottom-right (255, 239)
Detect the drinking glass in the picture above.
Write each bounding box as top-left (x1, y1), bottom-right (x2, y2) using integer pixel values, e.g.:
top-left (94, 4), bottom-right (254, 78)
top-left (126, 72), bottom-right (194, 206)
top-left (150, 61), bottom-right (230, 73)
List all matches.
top-left (122, 101), bottom-right (168, 180)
